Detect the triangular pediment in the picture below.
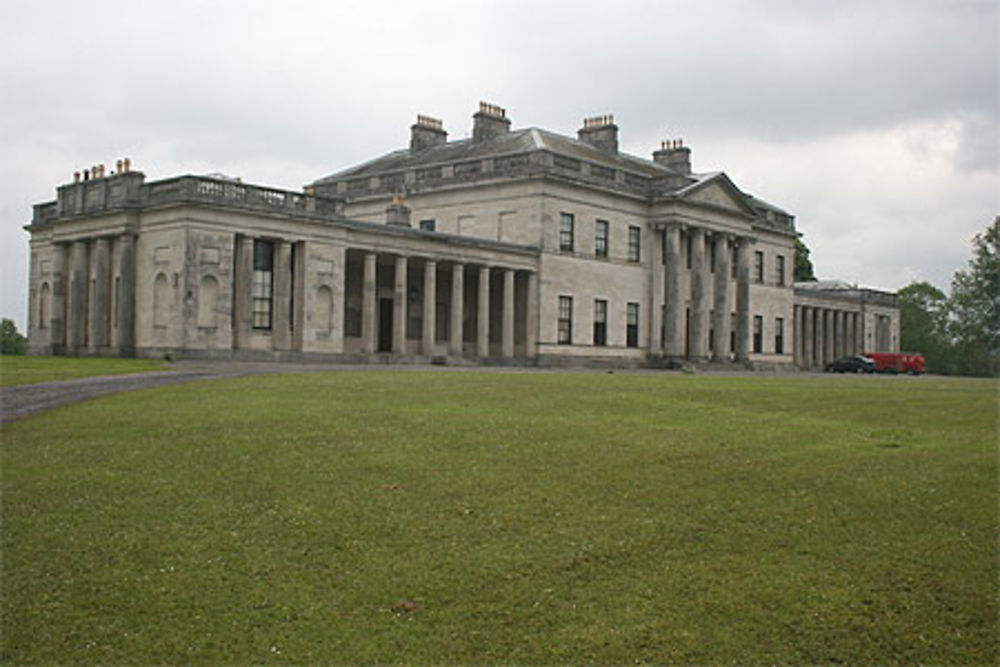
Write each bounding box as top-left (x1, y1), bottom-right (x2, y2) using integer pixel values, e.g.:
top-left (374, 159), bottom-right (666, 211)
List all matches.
top-left (675, 174), bottom-right (757, 217)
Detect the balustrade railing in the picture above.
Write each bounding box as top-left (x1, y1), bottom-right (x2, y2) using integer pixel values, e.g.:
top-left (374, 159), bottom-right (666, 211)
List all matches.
top-left (36, 175), bottom-right (345, 224)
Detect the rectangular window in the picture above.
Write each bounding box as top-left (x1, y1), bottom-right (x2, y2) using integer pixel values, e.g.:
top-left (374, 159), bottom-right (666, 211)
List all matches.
top-left (775, 316), bottom-right (785, 354)
top-left (560, 212), bottom-right (574, 252)
top-left (252, 239), bottom-right (274, 330)
top-left (776, 254), bottom-right (786, 286)
top-left (419, 219), bottom-right (436, 232)
top-left (754, 250), bottom-right (764, 283)
top-left (558, 296), bottom-right (573, 344)
top-left (753, 314), bottom-right (763, 353)
top-left (628, 225), bottom-right (641, 262)
top-left (626, 302), bottom-right (639, 348)
top-left (595, 220), bottom-right (609, 258)
top-left (593, 299), bottom-right (607, 346)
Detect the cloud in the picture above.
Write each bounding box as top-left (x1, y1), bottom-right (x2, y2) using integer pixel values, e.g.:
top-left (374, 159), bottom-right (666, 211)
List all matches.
top-left (1, 0), bottom-right (997, 328)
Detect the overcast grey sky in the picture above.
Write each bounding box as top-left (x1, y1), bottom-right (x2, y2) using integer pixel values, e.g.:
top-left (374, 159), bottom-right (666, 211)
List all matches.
top-left (2, 0), bottom-right (997, 330)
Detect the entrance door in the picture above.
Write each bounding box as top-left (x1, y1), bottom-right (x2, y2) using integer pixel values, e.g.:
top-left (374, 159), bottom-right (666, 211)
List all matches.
top-left (378, 298), bottom-right (393, 352)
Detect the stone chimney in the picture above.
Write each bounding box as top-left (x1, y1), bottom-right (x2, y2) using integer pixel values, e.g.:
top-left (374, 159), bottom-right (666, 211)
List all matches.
top-left (577, 114), bottom-right (618, 154)
top-left (385, 193), bottom-right (411, 227)
top-left (653, 139), bottom-right (691, 175)
top-left (410, 114), bottom-right (447, 152)
top-left (472, 101), bottom-right (510, 142)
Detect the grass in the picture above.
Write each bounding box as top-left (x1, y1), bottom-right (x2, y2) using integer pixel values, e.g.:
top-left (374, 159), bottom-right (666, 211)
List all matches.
top-left (1, 371), bottom-right (996, 663)
top-left (0, 355), bottom-right (168, 387)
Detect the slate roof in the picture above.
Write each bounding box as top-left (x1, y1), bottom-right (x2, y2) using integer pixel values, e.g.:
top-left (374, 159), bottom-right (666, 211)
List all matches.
top-left (313, 127), bottom-right (680, 185)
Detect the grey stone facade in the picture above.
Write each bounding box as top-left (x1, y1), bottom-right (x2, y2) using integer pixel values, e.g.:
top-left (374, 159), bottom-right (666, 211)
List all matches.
top-left (24, 103), bottom-right (899, 368)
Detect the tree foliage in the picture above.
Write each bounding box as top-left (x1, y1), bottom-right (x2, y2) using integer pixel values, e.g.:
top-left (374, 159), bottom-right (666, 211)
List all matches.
top-left (898, 282), bottom-right (953, 374)
top-left (899, 217), bottom-right (999, 377)
top-left (1, 318), bottom-right (26, 355)
top-left (947, 216), bottom-right (999, 377)
top-left (794, 238), bottom-right (816, 282)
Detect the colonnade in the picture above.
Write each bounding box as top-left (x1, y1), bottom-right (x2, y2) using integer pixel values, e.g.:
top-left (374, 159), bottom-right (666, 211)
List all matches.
top-left (649, 222), bottom-right (753, 362)
top-left (793, 304), bottom-right (862, 369)
top-left (39, 235), bottom-right (135, 355)
top-left (354, 250), bottom-right (537, 359)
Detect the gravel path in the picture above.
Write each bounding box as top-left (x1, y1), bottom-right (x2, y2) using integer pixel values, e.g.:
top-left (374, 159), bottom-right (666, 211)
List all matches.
top-left (0, 369), bottom-right (250, 425)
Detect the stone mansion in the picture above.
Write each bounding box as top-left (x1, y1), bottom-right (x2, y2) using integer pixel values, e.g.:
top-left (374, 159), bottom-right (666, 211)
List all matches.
top-left (24, 103), bottom-right (900, 369)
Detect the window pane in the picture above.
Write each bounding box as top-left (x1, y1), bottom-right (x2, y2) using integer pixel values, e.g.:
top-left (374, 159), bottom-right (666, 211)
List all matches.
top-left (628, 226), bottom-right (640, 262)
top-left (595, 220), bottom-right (608, 257)
top-left (560, 213), bottom-right (574, 251)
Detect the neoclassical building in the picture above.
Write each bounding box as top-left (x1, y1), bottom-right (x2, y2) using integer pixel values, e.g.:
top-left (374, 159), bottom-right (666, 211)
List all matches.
top-left (24, 103), bottom-right (898, 368)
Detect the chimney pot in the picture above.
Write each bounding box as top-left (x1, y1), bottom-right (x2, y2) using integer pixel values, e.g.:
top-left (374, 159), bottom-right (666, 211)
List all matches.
top-left (472, 101), bottom-right (511, 142)
top-left (410, 114), bottom-right (448, 152)
top-left (578, 114), bottom-right (618, 154)
top-left (653, 138), bottom-right (692, 175)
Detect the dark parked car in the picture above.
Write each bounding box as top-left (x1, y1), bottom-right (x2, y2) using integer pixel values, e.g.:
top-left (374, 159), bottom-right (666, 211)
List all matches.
top-left (824, 355), bottom-right (876, 373)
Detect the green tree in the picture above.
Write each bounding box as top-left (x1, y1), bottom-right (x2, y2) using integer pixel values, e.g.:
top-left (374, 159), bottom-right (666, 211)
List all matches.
top-left (794, 238), bottom-right (816, 282)
top-left (1, 318), bottom-right (27, 355)
top-left (898, 281), bottom-right (954, 374)
top-left (947, 217), bottom-right (999, 377)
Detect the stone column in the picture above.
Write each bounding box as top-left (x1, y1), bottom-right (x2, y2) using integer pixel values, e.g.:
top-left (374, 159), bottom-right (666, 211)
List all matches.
top-left (850, 312), bottom-right (860, 355)
top-left (502, 268), bottom-right (515, 358)
top-left (67, 239), bottom-right (88, 352)
top-left (477, 266), bottom-right (490, 358)
top-left (735, 237), bottom-right (752, 363)
top-left (663, 223), bottom-right (683, 358)
top-left (449, 263), bottom-right (464, 356)
top-left (813, 308), bottom-right (826, 366)
top-left (840, 310), bottom-right (849, 358)
top-left (422, 260), bottom-right (437, 355)
top-left (649, 226), bottom-right (664, 356)
top-left (526, 271), bottom-right (538, 359)
top-left (689, 227), bottom-right (709, 360)
top-left (90, 237), bottom-right (111, 351)
top-left (830, 310), bottom-right (841, 361)
top-left (292, 241), bottom-right (307, 352)
top-left (273, 240), bottom-right (292, 351)
top-left (793, 305), bottom-right (801, 368)
top-left (713, 234), bottom-right (731, 360)
top-left (393, 255), bottom-right (407, 354)
top-left (802, 305), bottom-right (813, 369)
top-left (50, 243), bottom-right (69, 352)
top-left (116, 234), bottom-right (135, 354)
top-left (824, 309), bottom-right (835, 365)
top-left (232, 235), bottom-right (254, 349)
top-left (361, 252), bottom-right (377, 354)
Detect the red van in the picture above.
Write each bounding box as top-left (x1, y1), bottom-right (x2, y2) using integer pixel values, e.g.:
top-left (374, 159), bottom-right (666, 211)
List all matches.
top-left (865, 352), bottom-right (926, 374)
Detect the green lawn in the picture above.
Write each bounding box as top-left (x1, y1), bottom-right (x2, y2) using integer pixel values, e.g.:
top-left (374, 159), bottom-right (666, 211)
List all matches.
top-left (1, 371), bottom-right (996, 663)
top-left (0, 355), bottom-right (168, 387)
